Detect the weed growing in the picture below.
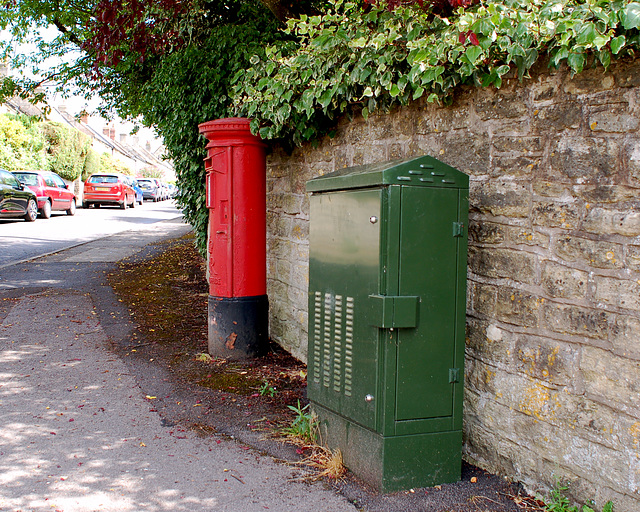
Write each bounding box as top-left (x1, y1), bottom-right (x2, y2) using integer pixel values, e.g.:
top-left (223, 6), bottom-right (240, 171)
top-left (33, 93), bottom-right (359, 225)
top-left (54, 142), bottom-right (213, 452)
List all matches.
top-left (282, 400), bottom-right (316, 442)
top-left (545, 482), bottom-right (613, 512)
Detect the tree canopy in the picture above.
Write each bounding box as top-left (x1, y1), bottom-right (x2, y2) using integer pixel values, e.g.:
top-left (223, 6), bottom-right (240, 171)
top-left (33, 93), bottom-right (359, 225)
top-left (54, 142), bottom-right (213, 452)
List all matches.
top-left (2, 0), bottom-right (640, 253)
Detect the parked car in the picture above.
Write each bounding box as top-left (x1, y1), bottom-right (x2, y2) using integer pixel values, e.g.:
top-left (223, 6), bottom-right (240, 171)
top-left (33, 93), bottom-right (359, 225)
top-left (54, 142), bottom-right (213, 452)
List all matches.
top-left (127, 177), bottom-right (144, 206)
top-left (83, 173), bottom-right (137, 209)
top-left (0, 168), bottom-right (38, 222)
top-left (137, 178), bottom-right (161, 202)
top-left (12, 170), bottom-right (77, 218)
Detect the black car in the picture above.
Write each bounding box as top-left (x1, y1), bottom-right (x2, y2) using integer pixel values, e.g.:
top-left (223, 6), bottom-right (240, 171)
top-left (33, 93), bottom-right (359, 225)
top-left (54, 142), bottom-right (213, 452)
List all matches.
top-left (0, 168), bottom-right (38, 221)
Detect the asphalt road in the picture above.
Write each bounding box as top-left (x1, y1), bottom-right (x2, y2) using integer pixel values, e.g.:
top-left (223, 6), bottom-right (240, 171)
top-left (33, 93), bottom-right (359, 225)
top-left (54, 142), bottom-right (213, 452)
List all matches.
top-left (0, 200), bottom-right (182, 268)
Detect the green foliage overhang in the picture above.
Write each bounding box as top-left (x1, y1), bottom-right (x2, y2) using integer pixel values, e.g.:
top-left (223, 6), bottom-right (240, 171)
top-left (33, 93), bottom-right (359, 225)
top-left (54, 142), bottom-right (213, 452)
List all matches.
top-left (233, 0), bottom-right (640, 145)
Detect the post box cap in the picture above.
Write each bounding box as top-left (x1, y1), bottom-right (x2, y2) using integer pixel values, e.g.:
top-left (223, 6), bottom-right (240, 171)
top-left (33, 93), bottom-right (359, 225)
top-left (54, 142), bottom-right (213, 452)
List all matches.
top-left (198, 118), bottom-right (265, 147)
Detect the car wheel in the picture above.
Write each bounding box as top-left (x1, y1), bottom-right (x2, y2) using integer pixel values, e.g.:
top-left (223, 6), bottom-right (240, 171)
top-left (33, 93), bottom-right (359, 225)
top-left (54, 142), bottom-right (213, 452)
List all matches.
top-left (24, 199), bottom-right (38, 222)
top-left (120, 200), bottom-right (127, 210)
top-left (41, 200), bottom-right (52, 219)
top-left (66, 198), bottom-right (76, 216)
top-left (130, 197), bottom-right (136, 208)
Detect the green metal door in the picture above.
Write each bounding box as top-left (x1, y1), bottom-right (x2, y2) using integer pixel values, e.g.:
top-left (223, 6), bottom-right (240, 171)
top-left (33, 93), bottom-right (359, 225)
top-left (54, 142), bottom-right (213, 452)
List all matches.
top-left (308, 189), bottom-right (382, 430)
top-left (394, 186), bottom-right (462, 424)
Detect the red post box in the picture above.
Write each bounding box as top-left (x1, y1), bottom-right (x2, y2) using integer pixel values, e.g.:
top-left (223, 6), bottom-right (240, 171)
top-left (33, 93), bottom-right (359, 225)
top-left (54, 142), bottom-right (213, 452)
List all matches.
top-left (198, 118), bottom-right (268, 358)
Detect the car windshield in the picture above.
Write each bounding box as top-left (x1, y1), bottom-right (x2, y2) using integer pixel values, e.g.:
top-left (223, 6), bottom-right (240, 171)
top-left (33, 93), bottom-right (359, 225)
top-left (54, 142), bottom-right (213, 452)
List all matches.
top-left (138, 181), bottom-right (153, 188)
top-left (88, 175), bottom-right (118, 184)
top-left (14, 173), bottom-right (39, 186)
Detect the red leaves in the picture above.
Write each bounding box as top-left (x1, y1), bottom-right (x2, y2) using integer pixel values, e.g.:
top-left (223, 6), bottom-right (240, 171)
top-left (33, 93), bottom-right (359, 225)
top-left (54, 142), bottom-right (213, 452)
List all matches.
top-left (459, 29), bottom-right (479, 46)
top-left (83, 0), bottom-right (187, 71)
top-left (449, 0), bottom-right (475, 7)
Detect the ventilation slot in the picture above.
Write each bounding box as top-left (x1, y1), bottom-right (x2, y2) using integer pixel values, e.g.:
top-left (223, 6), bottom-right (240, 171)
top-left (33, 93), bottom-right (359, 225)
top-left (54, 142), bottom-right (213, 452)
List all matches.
top-left (344, 297), bottom-right (354, 396)
top-left (322, 293), bottom-right (332, 389)
top-left (313, 291), bottom-right (322, 384)
top-left (333, 295), bottom-right (343, 392)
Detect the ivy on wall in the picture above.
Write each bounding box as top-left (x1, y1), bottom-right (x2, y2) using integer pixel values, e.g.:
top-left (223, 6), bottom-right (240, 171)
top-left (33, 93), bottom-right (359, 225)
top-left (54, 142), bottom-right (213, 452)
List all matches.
top-left (233, 0), bottom-right (640, 145)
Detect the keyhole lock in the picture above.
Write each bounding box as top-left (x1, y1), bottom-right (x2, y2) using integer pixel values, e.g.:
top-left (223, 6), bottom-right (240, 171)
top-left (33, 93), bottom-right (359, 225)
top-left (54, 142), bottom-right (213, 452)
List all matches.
top-left (365, 394), bottom-right (374, 402)
top-left (370, 216), bottom-right (378, 224)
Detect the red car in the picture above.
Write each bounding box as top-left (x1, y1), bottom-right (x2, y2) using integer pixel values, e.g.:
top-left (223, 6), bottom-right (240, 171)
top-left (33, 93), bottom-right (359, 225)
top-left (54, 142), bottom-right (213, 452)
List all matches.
top-left (12, 170), bottom-right (77, 218)
top-left (83, 173), bottom-right (137, 209)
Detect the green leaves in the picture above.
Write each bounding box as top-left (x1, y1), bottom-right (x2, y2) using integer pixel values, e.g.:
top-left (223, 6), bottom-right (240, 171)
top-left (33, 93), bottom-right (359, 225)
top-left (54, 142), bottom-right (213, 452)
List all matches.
top-left (621, 2), bottom-right (640, 30)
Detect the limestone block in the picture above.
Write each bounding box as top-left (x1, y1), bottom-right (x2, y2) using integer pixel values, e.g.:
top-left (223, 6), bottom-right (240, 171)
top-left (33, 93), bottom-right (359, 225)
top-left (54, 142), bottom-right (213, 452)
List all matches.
top-left (507, 227), bottom-right (550, 248)
top-left (495, 287), bottom-right (540, 328)
top-left (431, 106), bottom-right (473, 132)
top-left (470, 180), bottom-right (532, 218)
top-left (290, 261), bottom-right (309, 292)
top-left (548, 137), bottom-right (619, 183)
top-left (514, 334), bottom-right (574, 385)
top-left (610, 314), bottom-right (640, 360)
top-left (554, 235), bottom-right (624, 269)
top-left (439, 132), bottom-right (490, 176)
top-left (573, 185), bottom-right (639, 204)
top-left (468, 246), bottom-right (536, 284)
top-left (594, 276), bottom-right (640, 311)
top-left (491, 155), bottom-right (539, 178)
top-left (492, 136), bottom-right (543, 154)
top-left (388, 143), bottom-right (406, 161)
top-left (352, 144), bottom-right (387, 166)
top-left (542, 302), bottom-right (611, 339)
top-left (367, 114), bottom-right (395, 140)
top-left (470, 282), bottom-right (498, 318)
top-left (541, 261), bottom-right (588, 299)
top-left (583, 207), bottom-right (640, 237)
top-left (532, 200), bottom-right (582, 229)
top-left (533, 181), bottom-right (573, 199)
top-left (474, 91), bottom-right (528, 120)
top-left (465, 317), bottom-right (514, 366)
top-left (617, 63), bottom-right (640, 87)
top-left (627, 245), bottom-right (640, 271)
top-left (624, 139), bottom-right (640, 186)
top-left (588, 104), bottom-right (639, 133)
top-left (564, 69), bottom-right (615, 95)
top-left (270, 215), bottom-right (292, 238)
top-left (291, 218), bottom-right (309, 242)
top-left (531, 103), bottom-right (582, 131)
top-left (468, 221), bottom-right (506, 244)
top-left (580, 346), bottom-right (640, 416)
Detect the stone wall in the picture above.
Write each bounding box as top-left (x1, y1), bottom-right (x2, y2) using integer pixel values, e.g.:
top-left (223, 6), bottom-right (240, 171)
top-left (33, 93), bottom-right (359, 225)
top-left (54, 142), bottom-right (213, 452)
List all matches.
top-left (265, 59), bottom-right (640, 508)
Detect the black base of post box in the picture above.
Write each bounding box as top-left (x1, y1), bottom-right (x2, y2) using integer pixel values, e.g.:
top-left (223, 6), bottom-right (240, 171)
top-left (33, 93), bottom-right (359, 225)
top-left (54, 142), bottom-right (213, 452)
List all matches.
top-left (208, 294), bottom-right (269, 359)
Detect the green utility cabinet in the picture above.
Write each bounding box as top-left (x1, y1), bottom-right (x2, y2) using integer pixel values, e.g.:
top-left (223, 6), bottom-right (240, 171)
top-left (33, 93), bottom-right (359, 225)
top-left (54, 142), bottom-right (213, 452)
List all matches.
top-left (306, 155), bottom-right (469, 493)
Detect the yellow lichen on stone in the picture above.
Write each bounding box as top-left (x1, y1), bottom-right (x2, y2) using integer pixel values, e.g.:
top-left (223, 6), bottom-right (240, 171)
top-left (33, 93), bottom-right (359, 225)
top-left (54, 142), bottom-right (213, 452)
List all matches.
top-left (519, 382), bottom-right (559, 421)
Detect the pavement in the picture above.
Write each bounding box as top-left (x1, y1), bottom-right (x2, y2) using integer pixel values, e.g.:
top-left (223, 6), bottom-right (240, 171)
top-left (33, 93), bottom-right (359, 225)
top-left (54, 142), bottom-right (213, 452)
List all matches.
top-left (0, 218), bottom-right (357, 512)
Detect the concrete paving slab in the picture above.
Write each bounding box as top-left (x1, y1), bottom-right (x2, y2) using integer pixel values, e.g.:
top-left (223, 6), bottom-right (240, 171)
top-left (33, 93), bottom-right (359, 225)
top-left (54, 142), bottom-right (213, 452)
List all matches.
top-left (0, 290), bottom-right (356, 512)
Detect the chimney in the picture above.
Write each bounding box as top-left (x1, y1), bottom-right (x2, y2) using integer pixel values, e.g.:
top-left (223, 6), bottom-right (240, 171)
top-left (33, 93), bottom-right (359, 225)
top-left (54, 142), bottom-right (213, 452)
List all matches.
top-left (145, 142), bottom-right (151, 152)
